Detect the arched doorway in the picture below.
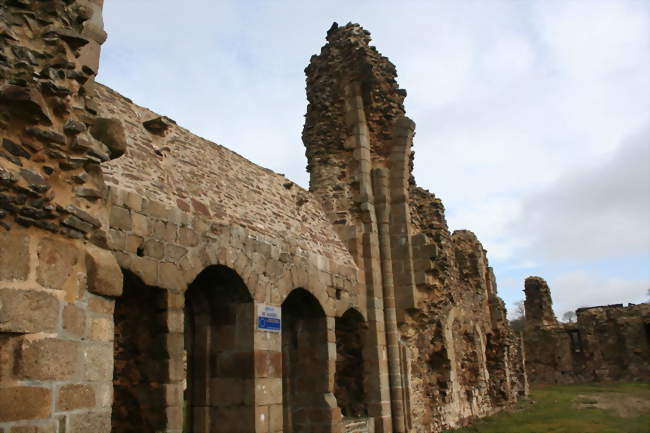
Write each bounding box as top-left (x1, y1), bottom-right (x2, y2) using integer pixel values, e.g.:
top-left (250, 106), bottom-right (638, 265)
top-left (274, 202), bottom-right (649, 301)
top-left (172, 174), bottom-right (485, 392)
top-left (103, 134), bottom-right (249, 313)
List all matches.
top-left (112, 270), bottom-right (166, 432)
top-left (335, 308), bottom-right (368, 419)
top-left (184, 265), bottom-right (254, 433)
top-left (281, 288), bottom-right (330, 433)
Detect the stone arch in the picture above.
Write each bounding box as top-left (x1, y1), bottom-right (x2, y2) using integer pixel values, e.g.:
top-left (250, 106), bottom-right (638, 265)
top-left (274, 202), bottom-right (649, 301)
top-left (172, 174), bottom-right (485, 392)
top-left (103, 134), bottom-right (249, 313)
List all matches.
top-left (277, 279), bottom-right (333, 318)
top-left (184, 265), bottom-right (255, 433)
top-left (335, 308), bottom-right (368, 419)
top-left (281, 288), bottom-right (334, 433)
top-left (112, 269), bottom-right (167, 432)
top-left (190, 244), bottom-right (261, 298)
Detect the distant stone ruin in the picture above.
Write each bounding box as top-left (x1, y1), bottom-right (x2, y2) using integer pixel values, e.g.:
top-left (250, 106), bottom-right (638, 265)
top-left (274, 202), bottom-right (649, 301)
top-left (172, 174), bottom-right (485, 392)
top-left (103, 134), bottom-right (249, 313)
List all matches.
top-left (523, 276), bottom-right (650, 384)
top-left (0, 2), bottom-right (527, 432)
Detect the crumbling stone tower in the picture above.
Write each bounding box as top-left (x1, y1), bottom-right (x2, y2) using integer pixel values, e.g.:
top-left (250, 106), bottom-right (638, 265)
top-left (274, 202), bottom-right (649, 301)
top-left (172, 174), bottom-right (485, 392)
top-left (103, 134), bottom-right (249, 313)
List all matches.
top-left (524, 276), bottom-right (558, 328)
top-left (304, 23), bottom-right (528, 433)
top-left (303, 22), bottom-right (416, 433)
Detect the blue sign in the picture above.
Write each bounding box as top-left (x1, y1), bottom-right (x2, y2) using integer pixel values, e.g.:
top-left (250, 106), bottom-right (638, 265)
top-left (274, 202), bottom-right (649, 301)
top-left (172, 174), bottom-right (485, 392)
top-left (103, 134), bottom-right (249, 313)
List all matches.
top-left (258, 316), bottom-right (281, 331)
top-left (257, 303), bottom-right (281, 332)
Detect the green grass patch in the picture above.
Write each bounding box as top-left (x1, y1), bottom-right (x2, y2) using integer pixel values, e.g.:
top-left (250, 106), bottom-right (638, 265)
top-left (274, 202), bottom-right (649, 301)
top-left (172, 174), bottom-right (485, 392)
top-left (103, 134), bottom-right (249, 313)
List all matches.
top-left (443, 383), bottom-right (650, 433)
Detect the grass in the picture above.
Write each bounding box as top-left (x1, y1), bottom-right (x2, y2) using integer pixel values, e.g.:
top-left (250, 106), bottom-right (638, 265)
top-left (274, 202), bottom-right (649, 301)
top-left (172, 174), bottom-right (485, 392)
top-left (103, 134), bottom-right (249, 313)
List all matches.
top-left (443, 383), bottom-right (650, 433)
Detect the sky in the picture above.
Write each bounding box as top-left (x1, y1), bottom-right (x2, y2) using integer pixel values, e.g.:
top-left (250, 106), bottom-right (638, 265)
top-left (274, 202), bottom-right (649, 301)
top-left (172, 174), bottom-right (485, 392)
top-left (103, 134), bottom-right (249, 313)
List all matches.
top-left (98, 0), bottom-right (650, 319)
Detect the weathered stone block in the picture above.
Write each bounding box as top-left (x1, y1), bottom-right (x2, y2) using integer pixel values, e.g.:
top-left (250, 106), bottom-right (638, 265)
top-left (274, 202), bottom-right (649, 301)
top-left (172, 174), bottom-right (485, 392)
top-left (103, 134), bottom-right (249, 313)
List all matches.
top-left (157, 262), bottom-right (185, 290)
top-left (0, 387), bottom-right (51, 422)
top-left (129, 256), bottom-right (157, 285)
top-left (0, 230), bottom-right (29, 281)
top-left (17, 339), bottom-right (79, 381)
top-left (57, 384), bottom-right (96, 411)
top-left (67, 411), bottom-right (110, 433)
top-left (89, 317), bottom-right (113, 342)
top-left (255, 350), bottom-right (282, 378)
top-left (88, 294), bottom-right (115, 314)
top-left (85, 244), bottom-right (122, 297)
top-left (132, 212), bottom-right (148, 236)
top-left (95, 382), bottom-right (113, 408)
top-left (144, 239), bottom-right (164, 260)
top-left (255, 405), bottom-right (269, 433)
top-left (9, 424), bottom-right (56, 433)
top-left (0, 289), bottom-right (59, 333)
top-left (107, 228), bottom-right (126, 250)
top-left (143, 200), bottom-right (168, 220)
top-left (90, 118), bottom-right (126, 159)
top-left (62, 303), bottom-right (86, 337)
top-left (165, 244), bottom-right (187, 261)
top-left (109, 206), bottom-right (131, 231)
top-left (36, 238), bottom-right (79, 290)
top-left (178, 227), bottom-right (199, 246)
top-left (82, 342), bottom-right (113, 381)
top-left (269, 404), bottom-right (283, 433)
top-left (125, 234), bottom-right (143, 253)
top-left (255, 378), bottom-right (282, 405)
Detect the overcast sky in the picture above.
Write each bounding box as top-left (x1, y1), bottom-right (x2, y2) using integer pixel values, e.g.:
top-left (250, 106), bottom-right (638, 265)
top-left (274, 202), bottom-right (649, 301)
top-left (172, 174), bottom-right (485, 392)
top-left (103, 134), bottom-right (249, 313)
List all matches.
top-left (99, 0), bottom-right (650, 318)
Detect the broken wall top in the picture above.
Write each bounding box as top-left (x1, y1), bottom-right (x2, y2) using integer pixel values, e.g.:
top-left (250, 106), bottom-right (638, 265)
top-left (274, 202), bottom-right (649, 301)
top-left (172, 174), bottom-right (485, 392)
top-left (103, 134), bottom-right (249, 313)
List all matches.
top-left (97, 83), bottom-right (356, 268)
top-left (303, 22), bottom-right (407, 165)
top-left (524, 276), bottom-right (558, 327)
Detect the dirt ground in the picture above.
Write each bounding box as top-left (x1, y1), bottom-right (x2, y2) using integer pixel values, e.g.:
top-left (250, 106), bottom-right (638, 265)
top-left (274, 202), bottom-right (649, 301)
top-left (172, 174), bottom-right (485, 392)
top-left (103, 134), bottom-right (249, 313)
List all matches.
top-left (575, 392), bottom-right (650, 418)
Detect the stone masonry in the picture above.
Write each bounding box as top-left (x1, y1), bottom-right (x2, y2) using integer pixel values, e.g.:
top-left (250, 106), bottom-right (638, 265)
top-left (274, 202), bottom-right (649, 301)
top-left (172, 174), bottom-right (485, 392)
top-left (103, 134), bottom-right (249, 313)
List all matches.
top-left (1, 6), bottom-right (527, 433)
top-left (302, 23), bottom-right (528, 432)
top-left (524, 276), bottom-right (650, 384)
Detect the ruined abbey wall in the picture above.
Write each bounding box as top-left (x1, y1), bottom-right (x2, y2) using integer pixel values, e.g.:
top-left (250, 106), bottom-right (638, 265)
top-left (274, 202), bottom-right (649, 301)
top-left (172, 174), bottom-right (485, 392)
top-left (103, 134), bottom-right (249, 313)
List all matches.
top-left (1, 3), bottom-right (527, 432)
top-left (302, 23), bottom-right (527, 433)
top-left (523, 276), bottom-right (650, 384)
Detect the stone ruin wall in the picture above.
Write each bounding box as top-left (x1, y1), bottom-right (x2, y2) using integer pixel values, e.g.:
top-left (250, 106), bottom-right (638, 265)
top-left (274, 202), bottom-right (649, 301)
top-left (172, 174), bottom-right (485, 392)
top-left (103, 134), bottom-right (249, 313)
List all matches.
top-left (303, 23), bottom-right (528, 433)
top-left (523, 276), bottom-right (650, 384)
top-left (1, 4), bottom-right (529, 433)
top-left (404, 192), bottom-right (528, 431)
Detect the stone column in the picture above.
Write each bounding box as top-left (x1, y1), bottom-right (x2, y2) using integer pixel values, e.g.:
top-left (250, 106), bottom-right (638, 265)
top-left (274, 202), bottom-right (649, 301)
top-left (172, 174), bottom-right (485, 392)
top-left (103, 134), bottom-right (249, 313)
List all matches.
top-left (343, 80), bottom-right (393, 433)
top-left (388, 116), bottom-right (417, 322)
top-left (373, 168), bottom-right (406, 433)
top-left (254, 304), bottom-right (283, 433)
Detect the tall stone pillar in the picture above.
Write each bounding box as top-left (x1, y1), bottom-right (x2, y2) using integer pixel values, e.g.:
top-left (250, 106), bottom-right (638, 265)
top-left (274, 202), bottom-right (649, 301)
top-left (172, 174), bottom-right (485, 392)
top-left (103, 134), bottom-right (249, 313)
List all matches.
top-left (303, 23), bottom-right (415, 433)
top-left (524, 276), bottom-right (558, 328)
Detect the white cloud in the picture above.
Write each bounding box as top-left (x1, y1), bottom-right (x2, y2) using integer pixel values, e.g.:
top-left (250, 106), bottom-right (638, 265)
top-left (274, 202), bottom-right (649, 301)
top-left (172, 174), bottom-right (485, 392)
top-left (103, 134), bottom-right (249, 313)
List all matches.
top-left (549, 270), bottom-right (649, 317)
top-left (512, 125), bottom-right (650, 261)
top-left (97, 0), bottom-right (650, 313)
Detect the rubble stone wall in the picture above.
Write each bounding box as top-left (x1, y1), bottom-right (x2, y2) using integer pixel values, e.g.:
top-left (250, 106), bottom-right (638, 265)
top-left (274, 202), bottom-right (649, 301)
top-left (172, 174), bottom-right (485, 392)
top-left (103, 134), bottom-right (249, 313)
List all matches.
top-left (0, 1), bottom-right (123, 432)
top-left (523, 276), bottom-right (650, 384)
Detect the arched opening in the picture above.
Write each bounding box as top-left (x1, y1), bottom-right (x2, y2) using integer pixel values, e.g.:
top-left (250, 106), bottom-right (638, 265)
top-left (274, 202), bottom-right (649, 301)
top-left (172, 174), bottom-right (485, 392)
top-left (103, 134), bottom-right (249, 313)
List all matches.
top-left (112, 270), bottom-right (166, 432)
top-left (282, 288), bottom-right (330, 433)
top-left (335, 309), bottom-right (368, 420)
top-left (184, 265), bottom-right (254, 433)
